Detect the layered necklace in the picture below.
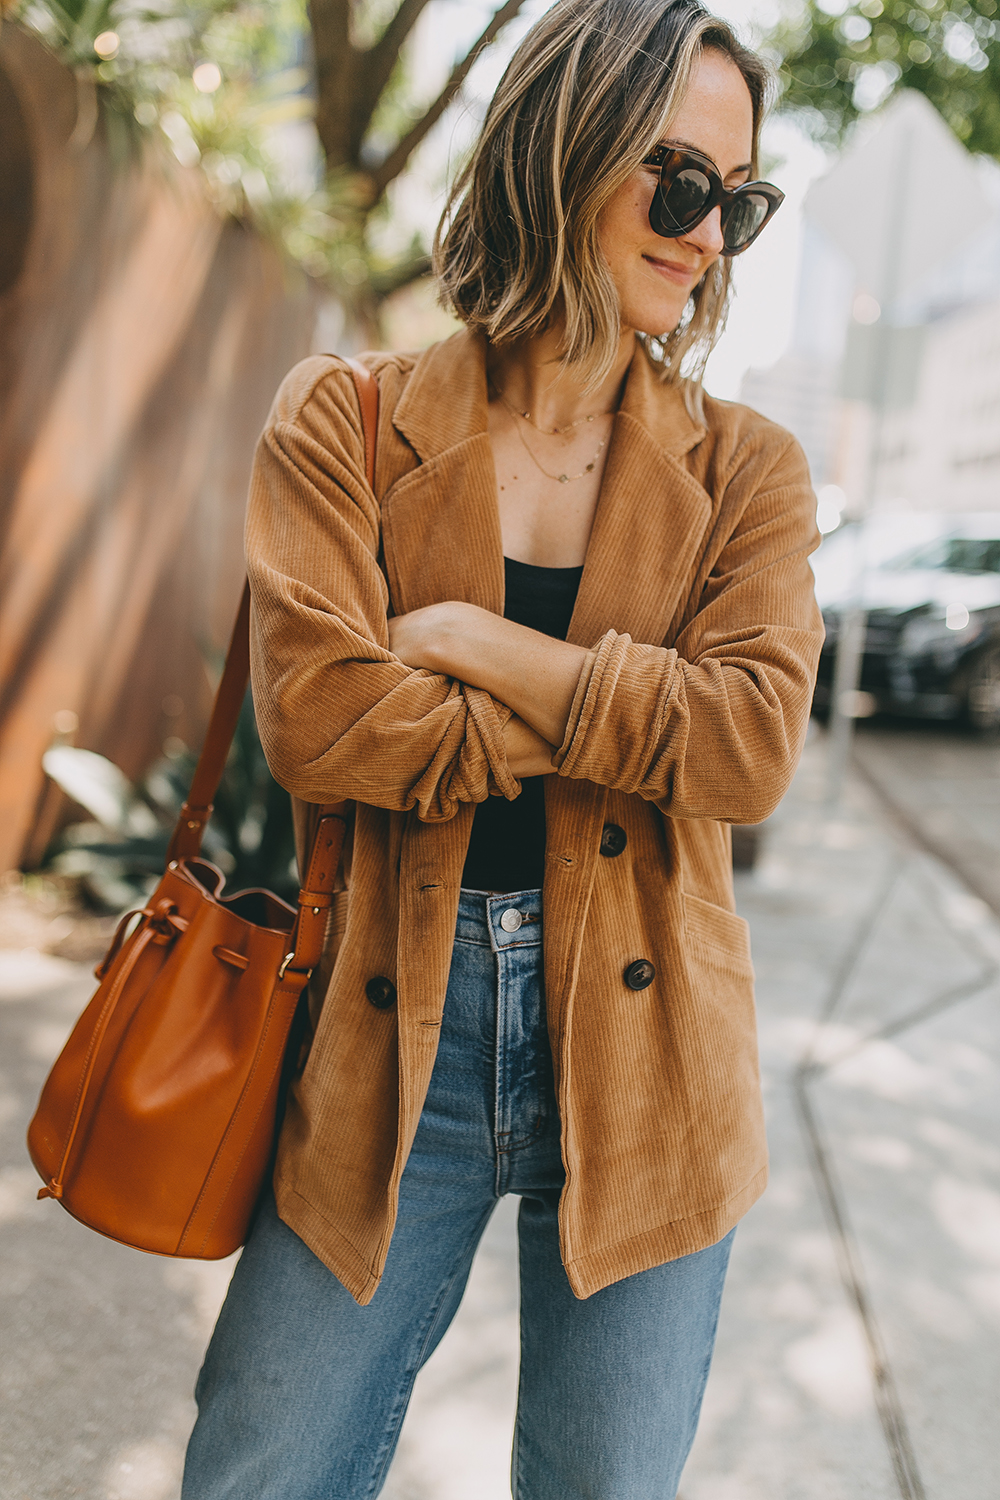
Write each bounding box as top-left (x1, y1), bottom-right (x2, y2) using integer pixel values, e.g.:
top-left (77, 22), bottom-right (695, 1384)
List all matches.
top-left (495, 389), bottom-right (615, 485)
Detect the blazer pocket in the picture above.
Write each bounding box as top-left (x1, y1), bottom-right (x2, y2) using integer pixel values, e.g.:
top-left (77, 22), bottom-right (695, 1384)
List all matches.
top-left (682, 892), bottom-right (753, 973)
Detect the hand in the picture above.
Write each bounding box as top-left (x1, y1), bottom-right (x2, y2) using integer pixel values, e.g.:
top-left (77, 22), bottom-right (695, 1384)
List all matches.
top-left (387, 603), bottom-right (458, 672)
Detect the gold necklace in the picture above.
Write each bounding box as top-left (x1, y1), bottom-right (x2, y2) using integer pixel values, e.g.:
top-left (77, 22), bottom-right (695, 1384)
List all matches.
top-left (511, 412), bottom-right (610, 484)
top-left (496, 389), bottom-right (606, 436)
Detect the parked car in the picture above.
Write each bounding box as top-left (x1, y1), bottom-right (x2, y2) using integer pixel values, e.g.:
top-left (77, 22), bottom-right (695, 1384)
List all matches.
top-left (812, 514), bottom-right (1000, 732)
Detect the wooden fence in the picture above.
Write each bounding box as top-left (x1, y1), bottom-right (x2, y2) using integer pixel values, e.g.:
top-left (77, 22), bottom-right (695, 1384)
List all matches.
top-left (0, 24), bottom-right (320, 871)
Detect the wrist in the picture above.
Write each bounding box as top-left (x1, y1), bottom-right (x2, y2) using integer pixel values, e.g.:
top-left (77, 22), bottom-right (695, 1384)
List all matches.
top-left (422, 600), bottom-right (480, 676)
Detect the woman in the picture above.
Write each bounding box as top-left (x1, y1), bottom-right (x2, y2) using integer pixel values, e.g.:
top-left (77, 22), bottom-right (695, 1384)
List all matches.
top-left (183, 0), bottom-right (823, 1494)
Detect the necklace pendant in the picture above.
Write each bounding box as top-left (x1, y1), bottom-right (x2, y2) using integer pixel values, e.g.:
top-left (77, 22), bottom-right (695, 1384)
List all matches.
top-left (585, 463), bottom-right (594, 472)
top-left (558, 474), bottom-right (569, 484)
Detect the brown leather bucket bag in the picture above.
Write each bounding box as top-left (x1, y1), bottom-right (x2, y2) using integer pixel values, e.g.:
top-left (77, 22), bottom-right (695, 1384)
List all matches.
top-left (27, 358), bottom-right (378, 1260)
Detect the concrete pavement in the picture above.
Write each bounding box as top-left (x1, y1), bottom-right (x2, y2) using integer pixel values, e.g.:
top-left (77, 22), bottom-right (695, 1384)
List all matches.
top-left (681, 728), bottom-right (1000, 1500)
top-left (1, 726), bottom-right (997, 1499)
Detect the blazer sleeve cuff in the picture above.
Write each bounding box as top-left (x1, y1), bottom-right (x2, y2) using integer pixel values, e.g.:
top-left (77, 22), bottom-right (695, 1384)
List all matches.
top-left (554, 630), bottom-right (670, 784)
top-left (465, 686), bottom-right (521, 801)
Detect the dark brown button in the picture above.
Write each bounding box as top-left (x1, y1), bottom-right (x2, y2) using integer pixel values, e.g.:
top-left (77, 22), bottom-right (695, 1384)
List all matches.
top-left (600, 823), bottom-right (627, 858)
top-left (365, 975), bottom-right (397, 1010)
top-left (623, 959), bottom-right (655, 991)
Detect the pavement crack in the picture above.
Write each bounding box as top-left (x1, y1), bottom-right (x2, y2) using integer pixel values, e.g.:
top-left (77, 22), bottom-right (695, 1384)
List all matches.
top-left (852, 748), bottom-right (1000, 925)
top-left (866, 967), bottom-right (999, 1048)
top-left (793, 1071), bottom-right (929, 1500)
top-left (799, 855), bottom-right (903, 1071)
top-left (791, 829), bottom-right (930, 1495)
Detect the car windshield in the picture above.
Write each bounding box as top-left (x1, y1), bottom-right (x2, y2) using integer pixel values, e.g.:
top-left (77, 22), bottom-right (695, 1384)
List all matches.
top-left (888, 537), bottom-right (1000, 574)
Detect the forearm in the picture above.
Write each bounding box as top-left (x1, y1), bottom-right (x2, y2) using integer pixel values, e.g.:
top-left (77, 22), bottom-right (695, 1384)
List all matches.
top-left (389, 603), bottom-right (589, 746)
top-left (503, 714), bottom-right (557, 778)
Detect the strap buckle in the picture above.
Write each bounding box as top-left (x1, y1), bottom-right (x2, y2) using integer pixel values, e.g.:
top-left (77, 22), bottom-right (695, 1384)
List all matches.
top-left (278, 951), bottom-right (312, 982)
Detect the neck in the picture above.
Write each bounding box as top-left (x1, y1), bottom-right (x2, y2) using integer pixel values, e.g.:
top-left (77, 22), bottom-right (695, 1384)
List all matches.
top-left (487, 324), bottom-right (636, 430)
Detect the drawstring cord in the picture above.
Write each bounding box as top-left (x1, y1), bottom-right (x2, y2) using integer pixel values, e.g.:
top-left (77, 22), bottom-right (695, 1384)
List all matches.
top-left (38, 899), bottom-right (188, 1202)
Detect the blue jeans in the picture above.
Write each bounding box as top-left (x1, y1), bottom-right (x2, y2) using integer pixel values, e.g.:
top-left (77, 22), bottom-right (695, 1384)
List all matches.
top-left (182, 889), bottom-right (733, 1500)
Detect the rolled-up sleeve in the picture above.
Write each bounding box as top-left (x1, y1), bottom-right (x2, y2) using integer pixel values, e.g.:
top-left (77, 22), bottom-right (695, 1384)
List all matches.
top-left (554, 436), bottom-right (825, 824)
top-left (246, 361), bottom-right (519, 822)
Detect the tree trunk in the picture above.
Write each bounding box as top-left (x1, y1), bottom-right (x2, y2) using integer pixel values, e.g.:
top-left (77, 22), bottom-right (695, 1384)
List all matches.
top-left (309, 0), bottom-right (355, 170)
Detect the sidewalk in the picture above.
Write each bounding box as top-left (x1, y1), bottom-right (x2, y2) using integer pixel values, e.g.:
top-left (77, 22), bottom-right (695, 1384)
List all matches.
top-left (2, 730), bottom-right (998, 1500)
top-left (681, 730), bottom-right (1000, 1500)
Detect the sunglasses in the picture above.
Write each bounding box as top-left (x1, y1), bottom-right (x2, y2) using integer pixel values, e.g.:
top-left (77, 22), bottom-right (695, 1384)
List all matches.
top-left (643, 144), bottom-right (784, 257)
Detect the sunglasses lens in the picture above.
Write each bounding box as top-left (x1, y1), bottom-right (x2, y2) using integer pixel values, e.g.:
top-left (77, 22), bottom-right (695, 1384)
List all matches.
top-left (660, 165), bottom-right (712, 230)
top-left (723, 192), bottom-right (770, 251)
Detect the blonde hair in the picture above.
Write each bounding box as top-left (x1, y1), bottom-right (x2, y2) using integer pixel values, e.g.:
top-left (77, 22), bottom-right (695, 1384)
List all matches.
top-left (434, 0), bottom-right (771, 394)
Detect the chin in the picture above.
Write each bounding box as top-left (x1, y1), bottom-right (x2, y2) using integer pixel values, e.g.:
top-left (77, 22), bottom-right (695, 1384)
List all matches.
top-left (620, 291), bottom-right (691, 341)
top-left (628, 305), bottom-right (689, 340)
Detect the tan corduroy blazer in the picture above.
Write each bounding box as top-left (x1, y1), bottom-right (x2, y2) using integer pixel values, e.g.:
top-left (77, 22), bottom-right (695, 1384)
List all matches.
top-left (246, 328), bottom-right (824, 1305)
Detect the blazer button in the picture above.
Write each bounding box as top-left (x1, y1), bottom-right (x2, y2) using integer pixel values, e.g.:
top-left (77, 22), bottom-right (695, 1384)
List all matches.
top-left (365, 975), bottom-right (397, 1010)
top-left (623, 959), bottom-right (655, 991)
top-left (600, 823), bottom-right (627, 857)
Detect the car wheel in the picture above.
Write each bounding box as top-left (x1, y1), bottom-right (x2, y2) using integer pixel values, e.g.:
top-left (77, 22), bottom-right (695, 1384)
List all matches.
top-left (966, 645), bottom-right (1000, 734)
top-left (731, 825), bottom-right (761, 871)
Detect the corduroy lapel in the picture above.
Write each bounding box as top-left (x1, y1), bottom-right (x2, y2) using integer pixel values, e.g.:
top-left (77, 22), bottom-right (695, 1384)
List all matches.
top-left (381, 330), bottom-right (504, 617)
top-left (567, 354), bottom-right (710, 651)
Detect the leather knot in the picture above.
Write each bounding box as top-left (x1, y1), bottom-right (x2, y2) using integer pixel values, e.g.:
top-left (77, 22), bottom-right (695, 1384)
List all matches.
top-left (143, 898), bottom-right (189, 944)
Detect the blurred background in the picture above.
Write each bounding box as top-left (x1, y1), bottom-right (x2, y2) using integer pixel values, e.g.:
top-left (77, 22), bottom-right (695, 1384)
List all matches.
top-left (0, 0), bottom-right (997, 1496)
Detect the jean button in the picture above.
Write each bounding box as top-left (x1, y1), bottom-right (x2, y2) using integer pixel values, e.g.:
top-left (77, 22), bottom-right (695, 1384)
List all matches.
top-left (499, 908), bottom-right (523, 932)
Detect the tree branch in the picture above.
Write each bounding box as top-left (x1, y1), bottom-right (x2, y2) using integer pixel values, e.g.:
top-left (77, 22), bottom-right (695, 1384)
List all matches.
top-left (351, 0), bottom-right (437, 153)
top-left (370, 251), bottom-right (433, 299)
top-left (370, 0), bottom-right (528, 196)
top-left (310, 0), bottom-right (357, 169)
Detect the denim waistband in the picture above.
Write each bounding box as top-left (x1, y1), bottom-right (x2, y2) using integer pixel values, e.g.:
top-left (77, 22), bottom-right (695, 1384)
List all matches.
top-left (456, 887), bottom-right (543, 951)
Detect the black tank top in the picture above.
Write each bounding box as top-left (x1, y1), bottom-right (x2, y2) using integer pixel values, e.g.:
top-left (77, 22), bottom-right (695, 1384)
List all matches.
top-left (461, 556), bottom-right (583, 893)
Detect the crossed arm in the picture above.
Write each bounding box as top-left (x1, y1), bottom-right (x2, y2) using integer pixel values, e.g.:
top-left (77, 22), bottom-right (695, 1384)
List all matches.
top-left (387, 602), bottom-right (589, 779)
top-left (250, 380), bottom-right (823, 824)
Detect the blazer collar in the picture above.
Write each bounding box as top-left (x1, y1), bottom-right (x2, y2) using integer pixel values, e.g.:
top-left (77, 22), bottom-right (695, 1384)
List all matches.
top-left (384, 329), bottom-right (713, 647)
top-left (392, 326), bottom-right (706, 464)
top-left (392, 328), bottom-right (490, 462)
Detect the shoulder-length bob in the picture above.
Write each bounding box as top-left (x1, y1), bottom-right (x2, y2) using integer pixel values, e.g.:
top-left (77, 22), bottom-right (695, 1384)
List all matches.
top-left (434, 0), bottom-right (772, 394)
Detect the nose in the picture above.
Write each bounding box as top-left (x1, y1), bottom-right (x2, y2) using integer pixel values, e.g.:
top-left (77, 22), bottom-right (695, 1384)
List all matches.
top-left (682, 204), bottom-right (725, 259)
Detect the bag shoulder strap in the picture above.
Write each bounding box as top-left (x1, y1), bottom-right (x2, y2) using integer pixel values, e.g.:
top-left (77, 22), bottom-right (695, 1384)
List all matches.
top-left (346, 355), bottom-right (379, 489)
top-left (167, 357), bottom-right (379, 863)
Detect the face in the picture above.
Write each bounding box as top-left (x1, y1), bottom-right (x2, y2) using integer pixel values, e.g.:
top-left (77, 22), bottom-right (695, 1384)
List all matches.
top-left (597, 48), bottom-right (755, 338)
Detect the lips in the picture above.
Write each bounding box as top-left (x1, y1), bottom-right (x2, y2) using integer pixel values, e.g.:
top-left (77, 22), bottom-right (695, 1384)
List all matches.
top-left (642, 252), bottom-right (700, 287)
